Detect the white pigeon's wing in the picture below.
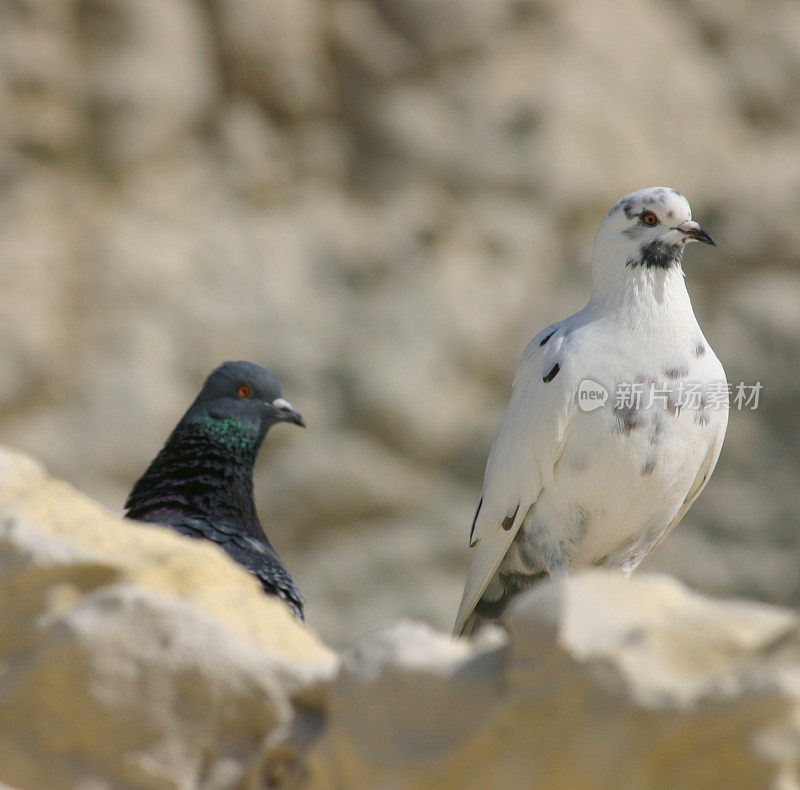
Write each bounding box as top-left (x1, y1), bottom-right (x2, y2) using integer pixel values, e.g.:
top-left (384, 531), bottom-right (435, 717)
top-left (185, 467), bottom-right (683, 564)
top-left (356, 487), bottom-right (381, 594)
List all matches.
top-left (641, 399), bottom-right (728, 565)
top-left (453, 325), bottom-right (578, 634)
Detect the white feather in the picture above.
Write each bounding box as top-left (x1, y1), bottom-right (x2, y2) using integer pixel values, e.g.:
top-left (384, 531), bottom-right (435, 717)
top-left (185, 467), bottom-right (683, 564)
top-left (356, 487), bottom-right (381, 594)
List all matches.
top-left (453, 326), bottom-right (577, 634)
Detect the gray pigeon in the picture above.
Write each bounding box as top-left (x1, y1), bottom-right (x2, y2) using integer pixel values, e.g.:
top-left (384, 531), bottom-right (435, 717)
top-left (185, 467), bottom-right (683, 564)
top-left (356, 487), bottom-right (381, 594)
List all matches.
top-left (125, 361), bottom-right (306, 619)
top-left (455, 188), bottom-right (728, 636)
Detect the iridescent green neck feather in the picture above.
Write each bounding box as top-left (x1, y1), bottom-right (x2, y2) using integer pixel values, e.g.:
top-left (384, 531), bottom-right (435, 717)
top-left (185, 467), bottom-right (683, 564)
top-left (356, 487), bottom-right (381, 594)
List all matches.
top-left (193, 413), bottom-right (263, 462)
top-left (125, 412), bottom-right (267, 537)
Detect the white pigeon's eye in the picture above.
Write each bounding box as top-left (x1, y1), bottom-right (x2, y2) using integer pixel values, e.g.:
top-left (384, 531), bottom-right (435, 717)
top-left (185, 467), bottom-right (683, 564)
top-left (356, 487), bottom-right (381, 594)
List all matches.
top-left (641, 211), bottom-right (659, 226)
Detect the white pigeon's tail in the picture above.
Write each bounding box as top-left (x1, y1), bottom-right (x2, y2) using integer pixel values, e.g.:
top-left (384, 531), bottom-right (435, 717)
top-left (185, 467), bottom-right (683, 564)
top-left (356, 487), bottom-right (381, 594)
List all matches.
top-left (454, 565), bottom-right (548, 637)
top-left (452, 522), bottom-right (519, 635)
top-left (456, 611), bottom-right (480, 638)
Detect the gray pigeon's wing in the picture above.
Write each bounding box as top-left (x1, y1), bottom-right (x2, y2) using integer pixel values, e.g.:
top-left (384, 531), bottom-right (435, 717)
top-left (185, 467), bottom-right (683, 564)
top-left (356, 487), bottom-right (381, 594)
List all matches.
top-left (171, 516), bottom-right (305, 620)
top-left (454, 325), bottom-right (578, 634)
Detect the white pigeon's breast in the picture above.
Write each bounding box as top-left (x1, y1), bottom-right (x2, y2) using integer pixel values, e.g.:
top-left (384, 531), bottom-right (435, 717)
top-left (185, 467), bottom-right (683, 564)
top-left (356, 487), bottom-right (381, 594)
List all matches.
top-left (517, 332), bottom-right (727, 573)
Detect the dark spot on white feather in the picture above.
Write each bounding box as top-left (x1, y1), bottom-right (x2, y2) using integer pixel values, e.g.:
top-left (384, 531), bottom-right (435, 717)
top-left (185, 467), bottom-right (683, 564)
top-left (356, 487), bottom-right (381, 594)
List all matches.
top-left (543, 363), bottom-right (560, 383)
top-left (663, 365), bottom-right (688, 379)
top-left (623, 224), bottom-right (646, 239)
top-left (694, 342), bottom-right (706, 358)
top-left (502, 504), bottom-right (519, 531)
top-left (694, 395), bottom-right (710, 426)
top-left (666, 391), bottom-right (680, 416)
top-left (641, 457), bottom-right (656, 476)
top-left (611, 198), bottom-right (637, 219)
top-left (628, 240), bottom-right (683, 270)
top-left (468, 497), bottom-right (483, 546)
top-left (612, 404), bottom-right (646, 434)
top-left (649, 411), bottom-right (665, 444)
top-left (540, 329), bottom-right (556, 347)
top-left (614, 198), bottom-right (637, 219)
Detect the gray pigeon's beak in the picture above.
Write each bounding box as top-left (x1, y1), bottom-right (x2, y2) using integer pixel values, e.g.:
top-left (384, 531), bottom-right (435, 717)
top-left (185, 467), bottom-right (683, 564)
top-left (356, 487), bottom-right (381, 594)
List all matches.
top-left (270, 398), bottom-right (306, 428)
top-left (675, 220), bottom-right (715, 246)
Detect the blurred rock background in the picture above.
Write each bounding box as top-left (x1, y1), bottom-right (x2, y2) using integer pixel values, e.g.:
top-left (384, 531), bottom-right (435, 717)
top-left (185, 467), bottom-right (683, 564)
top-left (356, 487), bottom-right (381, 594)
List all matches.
top-left (0, 0), bottom-right (798, 647)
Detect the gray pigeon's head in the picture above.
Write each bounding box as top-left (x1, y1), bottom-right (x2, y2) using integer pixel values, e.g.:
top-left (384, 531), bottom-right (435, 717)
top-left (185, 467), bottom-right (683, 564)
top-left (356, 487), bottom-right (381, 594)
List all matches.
top-left (592, 187), bottom-right (714, 282)
top-left (185, 361), bottom-right (305, 441)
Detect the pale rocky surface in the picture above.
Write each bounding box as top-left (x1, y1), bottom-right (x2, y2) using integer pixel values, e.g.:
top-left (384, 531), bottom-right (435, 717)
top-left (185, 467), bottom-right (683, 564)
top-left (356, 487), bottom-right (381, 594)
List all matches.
top-left (0, 0), bottom-right (798, 649)
top-left (0, 447), bottom-right (337, 789)
top-left (305, 576), bottom-right (800, 790)
top-left (4, 448), bottom-right (800, 790)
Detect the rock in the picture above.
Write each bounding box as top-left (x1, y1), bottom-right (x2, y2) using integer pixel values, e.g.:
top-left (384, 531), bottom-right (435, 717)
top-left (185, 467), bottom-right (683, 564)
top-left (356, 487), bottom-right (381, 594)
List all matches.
top-left (4, 450), bottom-right (800, 789)
top-left (0, 584), bottom-right (290, 789)
top-left (304, 573), bottom-right (800, 789)
top-left (0, 446), bottom-right (337, 789)
top-left (2, 0), bottom-right (800, 650)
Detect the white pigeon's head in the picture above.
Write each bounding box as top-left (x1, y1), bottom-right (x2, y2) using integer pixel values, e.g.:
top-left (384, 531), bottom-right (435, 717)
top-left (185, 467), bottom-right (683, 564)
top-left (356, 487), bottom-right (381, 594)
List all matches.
top-left (591, 187), bottom-right (714, 288)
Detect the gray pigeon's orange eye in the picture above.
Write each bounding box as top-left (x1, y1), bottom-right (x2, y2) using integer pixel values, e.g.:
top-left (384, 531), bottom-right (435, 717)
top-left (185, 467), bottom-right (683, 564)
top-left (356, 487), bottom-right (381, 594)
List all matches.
top-left (641, 211), bottom-right (658, 226)
top-left (237, 384), bottom-right (252, 398)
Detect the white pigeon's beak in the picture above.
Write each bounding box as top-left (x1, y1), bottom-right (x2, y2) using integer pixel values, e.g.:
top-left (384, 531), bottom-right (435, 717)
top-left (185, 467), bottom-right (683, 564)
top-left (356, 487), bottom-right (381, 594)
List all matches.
top-left (675, 220), bottom-right (715, 246)
top-left (269, 398), bottom-right (306, 427)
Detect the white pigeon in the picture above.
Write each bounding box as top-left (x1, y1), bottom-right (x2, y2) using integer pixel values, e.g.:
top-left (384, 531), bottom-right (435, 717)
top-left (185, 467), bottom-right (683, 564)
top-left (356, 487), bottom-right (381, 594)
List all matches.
top-left (454, 187), bottom-right (728, 636)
